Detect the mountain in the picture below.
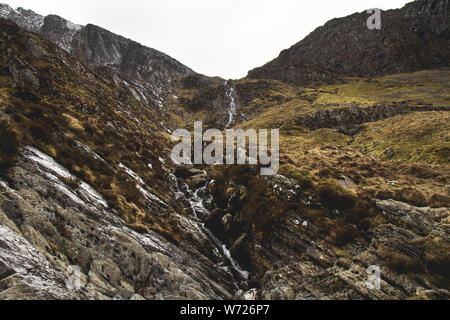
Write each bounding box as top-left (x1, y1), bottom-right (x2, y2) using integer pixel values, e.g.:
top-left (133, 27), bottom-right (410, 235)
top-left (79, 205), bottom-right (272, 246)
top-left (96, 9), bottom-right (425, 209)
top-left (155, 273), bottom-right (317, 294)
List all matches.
top-left (248, 0), bottom-right (449, 84)
top-left (0, 3), bottom-right (196, 115)
top-left (0, 0), bottom-right (449, 301)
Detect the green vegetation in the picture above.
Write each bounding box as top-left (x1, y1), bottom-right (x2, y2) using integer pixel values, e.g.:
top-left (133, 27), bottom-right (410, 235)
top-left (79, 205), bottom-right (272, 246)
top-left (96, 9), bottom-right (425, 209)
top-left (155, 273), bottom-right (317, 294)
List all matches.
top-left (233, 69), bottom-right (450, 133)
top-left (229, 70), bottom-right (449, 211)
top-left (309, 70), bottom-right (450, 107)
top-left (352, 111), bottom-right (450, 165)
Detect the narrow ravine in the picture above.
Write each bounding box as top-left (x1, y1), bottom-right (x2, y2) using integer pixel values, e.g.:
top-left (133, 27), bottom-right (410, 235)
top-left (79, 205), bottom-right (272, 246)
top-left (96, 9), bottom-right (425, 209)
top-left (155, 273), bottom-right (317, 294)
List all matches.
top-left (202, 225), bottom-right (250, 280)
top-left (170, 171), bottom-right (250, 283)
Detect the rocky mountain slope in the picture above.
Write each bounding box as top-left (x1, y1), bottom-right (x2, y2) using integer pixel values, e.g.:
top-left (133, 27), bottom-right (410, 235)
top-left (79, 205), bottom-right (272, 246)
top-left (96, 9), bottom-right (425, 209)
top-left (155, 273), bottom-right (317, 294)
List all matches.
top-left (0, 18), bottom-right (248, 299)
top-left (248, 0), bottom-right (449, 84)
top-left (0, 0), bottom-right (449, 300)
top-left (0, 3), bottom-right (195, 118)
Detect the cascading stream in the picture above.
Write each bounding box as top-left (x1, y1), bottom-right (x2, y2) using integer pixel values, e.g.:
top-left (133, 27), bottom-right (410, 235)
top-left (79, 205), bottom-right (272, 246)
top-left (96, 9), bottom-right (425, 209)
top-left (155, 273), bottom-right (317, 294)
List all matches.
top-left (225, 81), bottom-right (237, 129)
top-left (170, 172), bottom-right (250, 281)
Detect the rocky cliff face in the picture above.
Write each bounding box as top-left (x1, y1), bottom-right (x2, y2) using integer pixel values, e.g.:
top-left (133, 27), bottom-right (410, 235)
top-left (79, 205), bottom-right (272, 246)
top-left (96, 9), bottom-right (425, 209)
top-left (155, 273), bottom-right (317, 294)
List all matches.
top-left (0, 5), bottom-right (44, 33)
top-left (248, 0), bottom-right (449, 84)
top-left (0, 149), bottom-right (241, 300)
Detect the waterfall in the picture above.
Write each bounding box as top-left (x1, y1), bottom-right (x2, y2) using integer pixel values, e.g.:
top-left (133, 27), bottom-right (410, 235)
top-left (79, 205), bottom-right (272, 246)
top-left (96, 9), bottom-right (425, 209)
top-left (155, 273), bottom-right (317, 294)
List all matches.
top-left (170, 172), bottom-right (250, 280)
top-left (203, 225), bottom-right (249, 280)
top-left (225, 81), bottom-right (237, 129)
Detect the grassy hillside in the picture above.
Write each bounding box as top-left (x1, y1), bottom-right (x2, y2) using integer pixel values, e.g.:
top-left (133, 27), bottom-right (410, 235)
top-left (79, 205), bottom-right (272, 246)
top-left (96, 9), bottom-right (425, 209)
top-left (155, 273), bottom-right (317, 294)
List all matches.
top-left (230, 69), bottom-right (450, 210)
top-left (353, 111), bottom-right (449, 165)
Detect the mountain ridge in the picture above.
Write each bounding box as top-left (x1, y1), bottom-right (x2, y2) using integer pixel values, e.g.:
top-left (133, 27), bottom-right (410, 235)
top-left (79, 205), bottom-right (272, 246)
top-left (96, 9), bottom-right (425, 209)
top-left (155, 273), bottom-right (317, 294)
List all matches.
top-left (0, 3), bottom-right (196, 115)
top-left (248, 0), bottom-right (449, 85)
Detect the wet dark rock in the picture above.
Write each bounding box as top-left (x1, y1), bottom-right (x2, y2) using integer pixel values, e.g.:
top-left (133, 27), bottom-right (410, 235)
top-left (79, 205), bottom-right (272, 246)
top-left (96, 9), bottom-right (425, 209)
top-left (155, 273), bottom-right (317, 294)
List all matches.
top-left (205, 208), bottom-right (227, 241)
top-left (230, 233), bottom-right (247, 255)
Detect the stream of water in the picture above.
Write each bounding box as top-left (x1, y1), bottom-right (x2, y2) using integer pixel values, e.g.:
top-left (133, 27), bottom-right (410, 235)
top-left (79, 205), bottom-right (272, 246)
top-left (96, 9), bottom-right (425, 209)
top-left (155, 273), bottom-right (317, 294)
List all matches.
top-left (225, 81), bottom-right (237, 129)
top-left (170, 172), bottom-right (250, 280)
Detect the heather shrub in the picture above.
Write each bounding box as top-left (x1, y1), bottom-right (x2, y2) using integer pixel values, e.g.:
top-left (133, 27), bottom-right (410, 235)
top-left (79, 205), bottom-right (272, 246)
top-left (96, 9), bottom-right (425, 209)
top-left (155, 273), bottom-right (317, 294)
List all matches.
top-left (429, 193), bottom-right (450, 208)
top-left (28, 122), bottom-right (52, 143)
top-left (330, 225), bottom-right (358, 246)
top-left (0, 120), bottom-right (19, 176)
top-left (396, 187), bottom-right (428, 207)
top-left (317, 180), bottom-right (356, 211)
top-left (420, 238), bottom-right (450, 284)
top-left (380, 246), bottom-right (424, 274)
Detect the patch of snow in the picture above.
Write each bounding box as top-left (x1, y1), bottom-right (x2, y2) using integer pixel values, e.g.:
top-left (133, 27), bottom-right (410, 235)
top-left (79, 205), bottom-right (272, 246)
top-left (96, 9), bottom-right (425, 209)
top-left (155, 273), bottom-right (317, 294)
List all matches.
top-left (25, 146), bottom-right (72, 179)
top-left (79, 182), bottom-right (108, 208)
top-left (75, 141), bottom-right (107, 164)
top-left (53, 179), bottom-right (86, 206)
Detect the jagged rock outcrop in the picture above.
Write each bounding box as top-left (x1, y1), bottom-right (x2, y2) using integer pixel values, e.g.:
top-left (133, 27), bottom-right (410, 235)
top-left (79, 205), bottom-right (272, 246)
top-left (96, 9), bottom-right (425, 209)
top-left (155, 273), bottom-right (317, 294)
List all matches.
top-left (249, 62), bottom-right (340, 86)
top-left (0, 5), bottom-right (43, 33)
top-left (204, 166), bottom-right (449, 300)
top-left (288, 103), bottom-right (449, 135)
top-left (72, 24), bottom-right (194, 89)
top-left (39, 14), bottom-right (82, 53)
top-left (237, 193), bottom-right (449, 300)
top-left (248, 0), bottom-right (450, 84)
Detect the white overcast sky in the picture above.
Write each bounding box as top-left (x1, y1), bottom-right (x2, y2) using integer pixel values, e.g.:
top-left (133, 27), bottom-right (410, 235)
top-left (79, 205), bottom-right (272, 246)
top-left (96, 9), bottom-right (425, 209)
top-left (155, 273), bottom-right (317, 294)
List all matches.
top-left (3, 0), bottom-right (410, 79)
